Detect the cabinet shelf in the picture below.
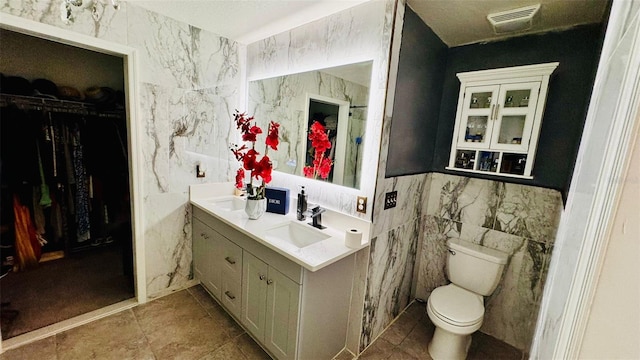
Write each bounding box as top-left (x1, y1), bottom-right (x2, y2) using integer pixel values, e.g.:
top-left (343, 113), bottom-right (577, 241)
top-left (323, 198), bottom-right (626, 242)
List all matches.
top-left (448, 63), bottom-right (558, 178)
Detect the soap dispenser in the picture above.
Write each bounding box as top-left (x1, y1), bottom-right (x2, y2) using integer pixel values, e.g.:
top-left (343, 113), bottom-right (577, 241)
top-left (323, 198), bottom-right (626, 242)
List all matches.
top-left (297, 186), bottom-right (307, 221)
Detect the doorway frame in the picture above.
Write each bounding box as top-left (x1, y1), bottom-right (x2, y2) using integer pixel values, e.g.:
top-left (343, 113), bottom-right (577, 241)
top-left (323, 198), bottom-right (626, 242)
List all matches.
top-left (0, 13), bottom-right (146, 350)
top-left (303, 93), bottom-right (350, 186)
top-left (530, 1), bottom-right (640, 358)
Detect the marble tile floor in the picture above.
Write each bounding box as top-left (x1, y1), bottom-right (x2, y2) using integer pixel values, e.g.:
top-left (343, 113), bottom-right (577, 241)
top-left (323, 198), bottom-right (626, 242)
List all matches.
top-left (350, 300), bottom-right (525, 360)
top-left (1, 285), bottom-right (523, 360)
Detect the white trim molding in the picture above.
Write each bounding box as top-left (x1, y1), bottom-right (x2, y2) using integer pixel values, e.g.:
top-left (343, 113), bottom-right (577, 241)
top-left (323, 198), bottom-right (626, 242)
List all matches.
top-left (531, 1), bottom-right (640, 358)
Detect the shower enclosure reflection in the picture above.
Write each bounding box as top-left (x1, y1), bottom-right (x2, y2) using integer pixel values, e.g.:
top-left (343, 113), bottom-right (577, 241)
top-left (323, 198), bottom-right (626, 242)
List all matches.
top-left (248, 61), bottom-right (372, 189)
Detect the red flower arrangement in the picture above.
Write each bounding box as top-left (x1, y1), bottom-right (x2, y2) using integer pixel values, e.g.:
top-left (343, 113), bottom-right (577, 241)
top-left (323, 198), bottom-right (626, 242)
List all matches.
top-left (230, 110), bottom-right (280, 200)
top-left (303, 121), bottom-right (333, 180)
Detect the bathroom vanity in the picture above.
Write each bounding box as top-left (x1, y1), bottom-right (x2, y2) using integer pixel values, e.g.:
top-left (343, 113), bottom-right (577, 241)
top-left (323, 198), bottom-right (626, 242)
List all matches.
top-left (190, 183), bottom-right (370, 360)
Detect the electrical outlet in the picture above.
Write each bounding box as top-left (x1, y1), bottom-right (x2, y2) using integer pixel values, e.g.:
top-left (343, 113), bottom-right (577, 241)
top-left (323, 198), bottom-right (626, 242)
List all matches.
top-left (356, 196), bottom-right (367, 214)
top-left (196, 164), bottom-right (206, 178)
top-left (384, 191), bottom-right (397, 210)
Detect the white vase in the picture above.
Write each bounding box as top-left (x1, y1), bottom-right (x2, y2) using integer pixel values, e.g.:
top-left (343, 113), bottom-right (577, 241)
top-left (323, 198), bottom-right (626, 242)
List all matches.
top-left (245, 198), bottom-right (267, 219)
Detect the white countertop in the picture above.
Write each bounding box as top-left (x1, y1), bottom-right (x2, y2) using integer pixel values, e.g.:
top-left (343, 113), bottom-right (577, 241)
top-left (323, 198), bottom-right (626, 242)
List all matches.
top-left (189, 183), bottom-right (371, 272)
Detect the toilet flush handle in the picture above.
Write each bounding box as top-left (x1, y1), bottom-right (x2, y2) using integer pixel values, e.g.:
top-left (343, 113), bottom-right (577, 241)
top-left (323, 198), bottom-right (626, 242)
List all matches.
top-left (448, 248), bottom-right (456, 256)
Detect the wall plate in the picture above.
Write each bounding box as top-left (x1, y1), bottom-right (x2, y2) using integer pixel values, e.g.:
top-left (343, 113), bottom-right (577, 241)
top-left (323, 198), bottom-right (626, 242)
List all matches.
top-left (384, 191), bottom-right (397, 209)
top-left (356, 196), bottom-right (367, 214)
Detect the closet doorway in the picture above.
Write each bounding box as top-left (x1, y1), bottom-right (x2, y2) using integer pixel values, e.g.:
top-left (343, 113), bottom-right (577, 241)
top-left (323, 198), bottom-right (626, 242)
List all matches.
top-left (0, 18), bottom-right (144, 345)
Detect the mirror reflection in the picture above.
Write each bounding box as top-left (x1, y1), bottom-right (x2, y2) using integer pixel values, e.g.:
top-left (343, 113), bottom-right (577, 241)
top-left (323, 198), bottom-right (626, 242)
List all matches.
top-left (248, 61), bottom-right (372, 189)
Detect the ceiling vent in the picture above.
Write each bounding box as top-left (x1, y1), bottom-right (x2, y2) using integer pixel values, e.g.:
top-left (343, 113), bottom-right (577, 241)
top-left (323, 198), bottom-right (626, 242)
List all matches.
top-left (487, 4), bottom-right (540, 34)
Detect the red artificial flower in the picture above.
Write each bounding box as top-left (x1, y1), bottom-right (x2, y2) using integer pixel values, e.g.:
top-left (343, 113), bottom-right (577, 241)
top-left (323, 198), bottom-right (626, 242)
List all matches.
top-left (303, 166), bottom-right (315, 178)
top-left (303, 121), bottom-right (334, 180)
top-left (230, 110), bottom-right (280, 199)
top-left (318, 157), bottom-right (332, 179)
top-left (266, 121), bottom-right (280, 151)
top-left (243, 148), bottom-right (259, 171)
top-left (235, 168), bottom-right (245, 189)
top-left (256, 156), bottom-right (273, 183)
top-left (231, 144), bottom-right (247, 161)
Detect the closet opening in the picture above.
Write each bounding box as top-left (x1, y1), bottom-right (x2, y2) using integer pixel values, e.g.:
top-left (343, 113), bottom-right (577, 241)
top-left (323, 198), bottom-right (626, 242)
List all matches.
top-left (0, 28), bottom-right (137, 341)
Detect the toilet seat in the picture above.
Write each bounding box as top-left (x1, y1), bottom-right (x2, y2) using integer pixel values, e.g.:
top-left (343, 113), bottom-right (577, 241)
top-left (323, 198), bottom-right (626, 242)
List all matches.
top-left (428, 284), bottom-right (484, 327)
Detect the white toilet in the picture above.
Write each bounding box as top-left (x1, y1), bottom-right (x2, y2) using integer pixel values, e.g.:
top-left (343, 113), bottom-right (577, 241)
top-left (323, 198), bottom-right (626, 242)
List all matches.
top-left (426, 238), bottom-right (508, 360)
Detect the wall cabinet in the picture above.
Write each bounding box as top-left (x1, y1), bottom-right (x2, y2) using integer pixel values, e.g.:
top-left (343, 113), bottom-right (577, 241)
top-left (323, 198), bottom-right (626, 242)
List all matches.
top-left (192, 207), bottom-right (355, 360)
top-left (447, 63), bottom-right (558, 178)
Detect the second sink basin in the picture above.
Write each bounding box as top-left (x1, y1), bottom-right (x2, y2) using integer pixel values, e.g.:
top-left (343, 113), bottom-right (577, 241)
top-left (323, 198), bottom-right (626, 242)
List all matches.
top-left (263, 221), bottom-right (331, 248)
top-left (206, 196), bottom-right (244, 211)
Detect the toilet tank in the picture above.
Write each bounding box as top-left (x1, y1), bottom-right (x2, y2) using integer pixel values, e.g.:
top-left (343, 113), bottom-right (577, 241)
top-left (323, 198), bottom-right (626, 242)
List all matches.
top-left (446, 239), bottom-right (509, 296)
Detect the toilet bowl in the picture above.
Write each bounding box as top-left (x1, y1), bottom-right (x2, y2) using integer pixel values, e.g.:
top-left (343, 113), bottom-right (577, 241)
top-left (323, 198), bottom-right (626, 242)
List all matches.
top-left (426, 239), bottom-right (509, 360)
top-left (427, 284), bottom-right (484, 360)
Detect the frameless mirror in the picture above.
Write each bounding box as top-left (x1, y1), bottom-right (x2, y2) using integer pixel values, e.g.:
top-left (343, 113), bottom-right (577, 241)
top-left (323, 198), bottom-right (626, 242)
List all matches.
top-left (248, 61), bottom-right (372, 189)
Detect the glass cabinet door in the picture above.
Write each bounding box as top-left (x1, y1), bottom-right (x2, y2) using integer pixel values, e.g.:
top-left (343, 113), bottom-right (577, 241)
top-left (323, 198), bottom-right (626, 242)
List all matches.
top-left (457, 85), bottom-right (499, 148)
top-left (489, 82), bottom-right (540, 151)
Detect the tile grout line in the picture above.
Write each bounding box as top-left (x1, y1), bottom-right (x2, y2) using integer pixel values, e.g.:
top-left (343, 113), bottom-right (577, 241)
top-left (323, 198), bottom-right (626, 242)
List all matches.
top-left (129, 307), bottom-right (159, 359)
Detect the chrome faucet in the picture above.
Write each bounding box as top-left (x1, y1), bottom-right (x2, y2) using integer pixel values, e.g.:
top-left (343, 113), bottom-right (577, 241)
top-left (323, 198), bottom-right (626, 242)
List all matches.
top-left (306, 205), bottom-right (326, 229)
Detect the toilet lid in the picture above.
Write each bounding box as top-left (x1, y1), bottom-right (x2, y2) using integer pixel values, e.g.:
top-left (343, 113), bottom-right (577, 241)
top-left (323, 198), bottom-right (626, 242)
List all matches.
top-left (430, 284), bottom-right (484, 326)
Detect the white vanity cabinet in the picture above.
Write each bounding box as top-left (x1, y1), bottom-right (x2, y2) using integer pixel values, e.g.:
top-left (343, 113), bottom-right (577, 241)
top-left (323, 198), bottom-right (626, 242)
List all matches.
top-left (242, 251), bottom-right (301, 360)
top-left (447, 62), bottom-right (558, 178)
top-left (192, 206), bottom-right (355, 360)
top-left (192, 218), bottom-right (222, 297)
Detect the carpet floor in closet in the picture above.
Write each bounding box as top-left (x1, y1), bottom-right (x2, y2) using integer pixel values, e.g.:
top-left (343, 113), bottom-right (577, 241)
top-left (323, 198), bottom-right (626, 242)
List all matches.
top-left (0, 242), bottom-right (134, 339)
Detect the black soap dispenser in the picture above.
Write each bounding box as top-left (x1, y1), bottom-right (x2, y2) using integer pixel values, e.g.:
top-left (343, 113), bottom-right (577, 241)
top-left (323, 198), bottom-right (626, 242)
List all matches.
top-left (297, 186), bottom-right (307, 221)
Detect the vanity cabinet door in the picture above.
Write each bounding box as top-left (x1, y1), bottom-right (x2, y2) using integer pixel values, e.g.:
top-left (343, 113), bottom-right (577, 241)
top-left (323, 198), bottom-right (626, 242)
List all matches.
top-left (265, 267), bottom-right (301, 360)
top-left (242, 251), bottom-right (302, 360)
top-left (192, 219), bottom-right (222, 298)
top-left (242, 251), bottom-right (269, 340)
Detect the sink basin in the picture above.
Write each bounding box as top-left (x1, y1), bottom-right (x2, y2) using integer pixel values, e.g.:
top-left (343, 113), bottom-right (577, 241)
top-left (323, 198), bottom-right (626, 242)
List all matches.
top-left (263, 221), bottom-right (330, 248)
top-left (206, 196), bottom-right (244, 211)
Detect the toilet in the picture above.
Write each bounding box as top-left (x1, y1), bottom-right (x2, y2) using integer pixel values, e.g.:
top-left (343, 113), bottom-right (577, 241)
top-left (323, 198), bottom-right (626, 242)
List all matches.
top-left (426, 238), bottom-right (508, 360)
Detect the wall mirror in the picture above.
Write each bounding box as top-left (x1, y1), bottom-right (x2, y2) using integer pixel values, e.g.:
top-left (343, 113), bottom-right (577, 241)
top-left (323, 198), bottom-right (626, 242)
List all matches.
top-left (248, 61), bottom-right (373, 189)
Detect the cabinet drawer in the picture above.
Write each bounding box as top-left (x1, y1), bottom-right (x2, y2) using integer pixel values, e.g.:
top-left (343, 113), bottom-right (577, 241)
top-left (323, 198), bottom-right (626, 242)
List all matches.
top-left (221, 269), bottom-right (242, 319)
top-left (222, 238), bottom-right (242, 280)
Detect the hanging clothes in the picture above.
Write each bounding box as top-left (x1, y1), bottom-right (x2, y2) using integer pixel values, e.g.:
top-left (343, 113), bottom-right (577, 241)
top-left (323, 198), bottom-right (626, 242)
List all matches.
top-left (13, 194), bottom-right (41, 271)
top-left (71, 123), bottom-right (91, 242)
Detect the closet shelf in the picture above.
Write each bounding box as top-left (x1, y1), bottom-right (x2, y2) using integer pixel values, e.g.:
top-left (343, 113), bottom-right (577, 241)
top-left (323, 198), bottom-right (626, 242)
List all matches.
top-left (1, 93), bottom-right (124, 119)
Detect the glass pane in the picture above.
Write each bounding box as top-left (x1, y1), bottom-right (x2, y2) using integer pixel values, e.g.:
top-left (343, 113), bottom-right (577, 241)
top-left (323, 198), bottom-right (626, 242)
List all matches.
top-left (478, 151), bottom-right (499, 172)
top-left (500, 153), bottom-right (527, 175)
top-left (498, 115), bottom-right (525, 144)
top-left (454, 150), bottom-right (476, 170)
top-left (464, 116), bottom-right (488, 143)
top-left (504, 89), bottom-right (531, 108)
top-left (469, 92), bottom-right (492, 109)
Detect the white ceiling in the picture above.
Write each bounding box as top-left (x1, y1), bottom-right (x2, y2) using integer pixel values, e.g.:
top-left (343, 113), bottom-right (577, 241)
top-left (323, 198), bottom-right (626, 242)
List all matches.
top-left (126, 0), bottom-right (609, 47)
top-left (407, 0), bottom-right (609, 47)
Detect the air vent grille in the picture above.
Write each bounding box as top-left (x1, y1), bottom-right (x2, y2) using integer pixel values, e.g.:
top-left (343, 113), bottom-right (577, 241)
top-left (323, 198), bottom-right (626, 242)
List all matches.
top-left (487, 4), bottom-right (540, 33)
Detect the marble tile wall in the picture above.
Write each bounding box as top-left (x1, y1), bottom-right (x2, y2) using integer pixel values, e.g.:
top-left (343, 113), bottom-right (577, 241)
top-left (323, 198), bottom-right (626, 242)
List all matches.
top-left (357, 0), bottom-right (435, 353)
top-left (415, 172), bottom-right (563, 351)
top-left (246, 0), bottom-right (394, 218)
top-left (1, 0), bottom-right (243, 297)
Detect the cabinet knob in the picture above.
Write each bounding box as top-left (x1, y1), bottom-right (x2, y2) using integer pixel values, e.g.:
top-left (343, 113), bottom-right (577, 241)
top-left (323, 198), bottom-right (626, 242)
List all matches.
top-left (267, 279), bottom-right (273, 285)
top-left (224, 291), bottom-right (235, 300)
top-left (225, 256), bottom-right (236, 265)
top-left (259, 274), bottom-right (265, 280)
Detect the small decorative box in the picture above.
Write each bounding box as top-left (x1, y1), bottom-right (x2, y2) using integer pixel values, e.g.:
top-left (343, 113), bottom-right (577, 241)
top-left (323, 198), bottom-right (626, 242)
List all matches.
top-left (265, 187), bottom-right (290, 215)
